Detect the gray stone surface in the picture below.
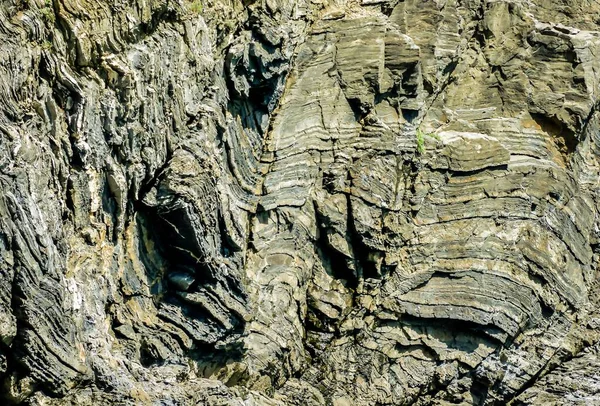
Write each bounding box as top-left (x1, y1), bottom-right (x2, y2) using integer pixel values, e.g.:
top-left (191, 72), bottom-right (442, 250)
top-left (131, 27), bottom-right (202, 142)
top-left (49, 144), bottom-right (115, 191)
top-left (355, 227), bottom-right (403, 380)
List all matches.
top-left (1, 0), bottom-right (600, 404)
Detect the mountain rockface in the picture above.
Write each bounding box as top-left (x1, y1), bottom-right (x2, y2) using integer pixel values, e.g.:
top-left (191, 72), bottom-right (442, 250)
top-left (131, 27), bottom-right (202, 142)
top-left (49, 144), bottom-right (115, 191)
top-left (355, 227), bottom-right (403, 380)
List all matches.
top-left (1, 0), bottom-right (600, 404)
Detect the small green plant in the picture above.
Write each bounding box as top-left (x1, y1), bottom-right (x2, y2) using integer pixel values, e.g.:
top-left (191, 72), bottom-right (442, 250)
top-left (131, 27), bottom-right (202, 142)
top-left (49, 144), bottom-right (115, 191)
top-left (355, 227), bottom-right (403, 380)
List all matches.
top-left (40, 0), bottom-right (55, 25)
top-left (41, 40), bottom-right (52, 50)
top-left (189, 0), bottom-right (203, 14)
top-left (428, 132), bottom-right (441, 141)
top-left (415, 128), bottom-right (440, 154)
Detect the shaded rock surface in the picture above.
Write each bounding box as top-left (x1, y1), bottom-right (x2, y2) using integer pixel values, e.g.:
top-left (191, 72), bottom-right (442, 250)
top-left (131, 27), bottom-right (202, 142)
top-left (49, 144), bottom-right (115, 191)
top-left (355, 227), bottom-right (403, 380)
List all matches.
top-left (1, 0), bottom-right (600, 404)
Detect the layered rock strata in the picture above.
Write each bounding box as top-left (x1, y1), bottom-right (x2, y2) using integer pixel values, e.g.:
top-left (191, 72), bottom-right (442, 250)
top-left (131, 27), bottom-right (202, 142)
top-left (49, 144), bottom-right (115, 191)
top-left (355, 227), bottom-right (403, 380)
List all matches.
top-left (1, 0), bottom-right (600, 405)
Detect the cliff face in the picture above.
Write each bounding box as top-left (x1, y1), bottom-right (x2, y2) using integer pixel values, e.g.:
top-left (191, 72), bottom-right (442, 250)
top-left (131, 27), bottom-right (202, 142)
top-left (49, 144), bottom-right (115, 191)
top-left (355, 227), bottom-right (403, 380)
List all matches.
top-left (1, 0), bottom-right (600, 404)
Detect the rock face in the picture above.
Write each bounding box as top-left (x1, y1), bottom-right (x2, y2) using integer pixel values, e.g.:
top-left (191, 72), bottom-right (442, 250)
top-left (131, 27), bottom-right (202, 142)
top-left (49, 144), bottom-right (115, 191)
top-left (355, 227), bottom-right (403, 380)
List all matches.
top-left (1, 0), bottom-right (600, 404)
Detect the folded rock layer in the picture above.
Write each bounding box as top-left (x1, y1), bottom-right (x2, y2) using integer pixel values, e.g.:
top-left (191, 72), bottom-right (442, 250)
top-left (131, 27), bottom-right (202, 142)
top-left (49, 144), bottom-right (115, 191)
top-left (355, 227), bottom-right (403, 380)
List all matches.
top-left (1, 0), bottom-right (600, 405)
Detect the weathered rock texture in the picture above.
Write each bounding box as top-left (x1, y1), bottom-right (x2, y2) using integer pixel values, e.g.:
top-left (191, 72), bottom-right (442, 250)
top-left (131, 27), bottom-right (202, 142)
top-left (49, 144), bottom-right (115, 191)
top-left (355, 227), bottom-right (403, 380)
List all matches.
top-left (1, 0), bottom-right (600, 404)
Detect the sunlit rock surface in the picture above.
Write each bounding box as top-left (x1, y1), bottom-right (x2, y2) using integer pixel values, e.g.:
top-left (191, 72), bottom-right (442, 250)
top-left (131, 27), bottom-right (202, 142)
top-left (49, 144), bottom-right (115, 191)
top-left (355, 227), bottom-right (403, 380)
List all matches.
top-left (1, 0), bottom-right (600, 404)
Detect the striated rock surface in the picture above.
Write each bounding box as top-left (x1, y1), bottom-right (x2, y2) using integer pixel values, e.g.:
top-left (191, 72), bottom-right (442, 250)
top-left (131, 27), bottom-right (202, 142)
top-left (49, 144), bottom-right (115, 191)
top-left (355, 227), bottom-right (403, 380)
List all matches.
top-left (1, 0), bottom-right (600, 404)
